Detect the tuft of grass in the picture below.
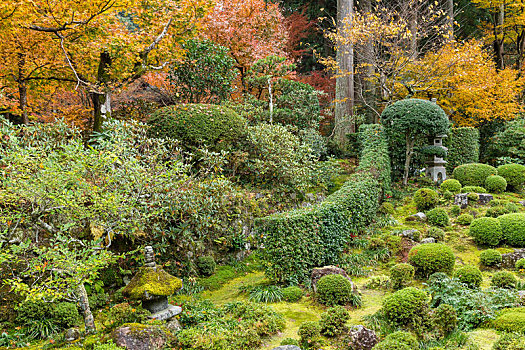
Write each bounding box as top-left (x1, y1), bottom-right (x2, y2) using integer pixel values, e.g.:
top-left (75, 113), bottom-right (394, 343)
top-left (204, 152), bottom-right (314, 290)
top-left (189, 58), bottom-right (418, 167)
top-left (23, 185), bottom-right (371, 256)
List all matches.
top-left (249, 285), bottom-right (283, 303)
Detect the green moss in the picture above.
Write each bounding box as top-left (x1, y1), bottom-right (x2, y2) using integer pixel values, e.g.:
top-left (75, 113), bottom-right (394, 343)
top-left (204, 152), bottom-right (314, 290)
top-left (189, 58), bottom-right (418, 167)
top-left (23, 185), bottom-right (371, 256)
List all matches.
top-left (122, 267), bottom-right (182, 299)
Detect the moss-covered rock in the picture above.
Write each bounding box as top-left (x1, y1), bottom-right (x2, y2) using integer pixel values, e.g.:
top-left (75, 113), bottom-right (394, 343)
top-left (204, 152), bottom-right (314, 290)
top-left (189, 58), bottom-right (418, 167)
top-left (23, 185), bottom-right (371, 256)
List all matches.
top-left (122, 267), bottom-right (182, 300)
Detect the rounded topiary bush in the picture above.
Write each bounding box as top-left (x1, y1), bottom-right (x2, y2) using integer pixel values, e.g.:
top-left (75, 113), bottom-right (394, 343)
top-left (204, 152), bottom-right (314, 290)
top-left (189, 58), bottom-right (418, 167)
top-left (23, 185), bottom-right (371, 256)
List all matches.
top-left (407, 243), bottom-right (455, 278)
top-left (497, 163), bottom-right (525, 192)
top-left (382, 287), bottom-right (429, 328)
top-left (390, 263), bottom-right (415, 290)
top-left (426, 208), bottom-right (449, 227)
top-left (456, 214), bottom-right (474, 225)
top-left (516, 258), bottom-right (525, 271)
top-left (492, 271), bottom-right (517, 289)
top-left (452, 163), bottom-right (497, 187)
top-left (453, 265), bottom-right (483, 288)
top-left (479, 249), bottom-right (502, 267)
top-left (147, 104), bottom-right (247, 151)
top-left (427, 227), bottom-right (445, 241)
top-left (492, 308), bottom-right (525, 333)
top-left (460, 186), bottom-right (487, 194)
top-left (316, 274), bottom-right (354, 306)
top-left (499, 213), bottom-right (525, 247)
top-left (298, 321), bottom-right (321, 349)
top-left (413, 188), bottom-right (439, 211)
top-left (485, 175), bottom-right (507, 193)
top-left (196, 256), bottom-right (216, 276)
top-left (440, 179), bottom-right (462, 194)
top-left (469, 217), bottom-right (502, 247)
top-left (282, 286), bottom-right (304, 302)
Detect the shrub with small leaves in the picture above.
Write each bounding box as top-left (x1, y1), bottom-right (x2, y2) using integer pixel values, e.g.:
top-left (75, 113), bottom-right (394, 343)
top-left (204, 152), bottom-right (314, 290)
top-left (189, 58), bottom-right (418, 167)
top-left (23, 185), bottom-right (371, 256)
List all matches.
top-left (373, 331), bottom-right (418, 350)
top-left (282, 286), bottom-right (304, 302)
top-left (469, 217), bottom-right (502, 247)
top-left (432, 304), bottom-right (457, 336)
top-left (408, 243), bottom-right (455, 278)
top-left (426, 208), bottom-right (449, 227)
top-left (486, 206), bottom-right (510, 218)
top-left (516, 259), bottom-right (525, 271)
top-left (319, 305), bottom-right (350, 337)
top-left (454, 265), bottom-right (483, 288)
top-left (499, 213), bottom-right (525, 247)
top-left (492, 308), bottom-right (525, 333)
top-left (468, 193), bottom-right (480, 203)
top-left (450, 205), bottom-right (461, 217)
top-left (461, 186), bottom-right (487, 193)
top-left (480, 249), bottom-right (502, 267)
top-left (492, 271), bottom-right (517, 289)
top-left (452, 163), bottom-right (497, 187)
top-left (390, 263), bottom-right (415, 290)
top-left (197, 256), bottom-right (216, 276)
top-left (442, 190), bottom-right (454, 201)
top-left (492, 332), bottom-right (525, 350)
top-left (456, 214), bottom-right (474, 225)
top-left (316, 274), bottom-right (356, 306)
top-left (427, 227), bottom-right (445, 241)
top-left (382, 287), bottom-right (430, 329)
top-left (413, 188), bottom-right (439, 211)
top-left (497, 163), bottom-right (525, 192)
top-left (298, 321), bottom-right (321, 349)
top-left (380, 202), bottom-right (395, 215)
top-left (440, 179), bottom-right (462, 194)
top-left (485, 175), bottom-right (507, 193)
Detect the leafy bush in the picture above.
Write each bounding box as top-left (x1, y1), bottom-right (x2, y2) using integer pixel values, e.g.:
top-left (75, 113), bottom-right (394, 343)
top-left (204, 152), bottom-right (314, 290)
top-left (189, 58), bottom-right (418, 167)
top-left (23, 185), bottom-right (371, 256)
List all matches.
top-left (413, 188), bottom-right (439, 211)
top-left (485, 175), bottom-right (507, 193)
top-left (516, 259), bottom-right (525, 271)
top-left (408, 243), bottom-right (455, 278)
top-left (480, 249), bottom-right (502, 267)
top-left (359, 124), bottom-right (392, 193)
top-left (493, 308), bottom-right (525, 333)
top-left (298, 321), bottom-right (322, 349)
top-left (249, 285), bottom-right (283, 303)
top-left (446, 127), bottom-right (480, 172)
top-left (365, 275), bottom-right (391, 290)
top-left (432, 304), bottom-right (457, 336)
top-left (497, 164), bottom-right (525, 191)
top-left (196, 256), bottom-right (216, 276)
top-left (148, 104), bottom-right (246, 152)
top-left (452, 163), bottom-right (497, 187)
top-left (426, 208), bottom-right (450, 227)
top-left (450, 205), bottom-right (461, 217)
top-left (456, 214), bottom-right (474, 225)
top-left (373, 331), bottom-right (418, 350)
top-left (427, 227), bottom-right (445, 241)
top-left (492, 332), bottom-right (525, 350)
top-left (427, 273), bottom-right (518, 330)
top-left (382, 287), bottom-right (430, 330)
top-left (280, 338), bottom-right (300, 346)
top-left (380, 202), bottom-right (395, 215)
top-left (492, 271), bottom-right (517, 289)
top-left (468, 192), bottom-right (480, 203)
top-left (316, 274), bottom-right (357, 306)
top-left (460, 185), bottom-right (487, 193)
top-left (282, 286), bottom-right (304, 302)
top-left (440, 179), bottom-right (462, 194)
top-left (319, 305), bottom-right (350, 336)
top-left (16, 300), bottom-right (80, 339)
top-left (469, 217), bottom-right (502, 247)
top-left (499, 213), bottom-right (525, 247)
top-left (100, 302), bottom-right (150, 330)
top-left (390, 263), bottom-right (415, 290)
top-left (453, 265), bottom-right (483, 288)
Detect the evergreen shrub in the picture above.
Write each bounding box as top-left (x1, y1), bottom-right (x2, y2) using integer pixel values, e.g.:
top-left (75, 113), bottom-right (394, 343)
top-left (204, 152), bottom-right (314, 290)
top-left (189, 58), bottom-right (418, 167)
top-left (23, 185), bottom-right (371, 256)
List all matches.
top-left (413, 188), bottom-right (439, 211)
top-left (408, 243), bottom-right (455, 277)
top-left (499, 213), bottom-right (525, 247)
top-left (497, 164), bottom-right (525, 191)
top-left (446, 127), bottom-right (480, 172)
top-left (480, 249), bottom-right (502, 267)
top-left (469, 217), bottom-right (502, 247)
top-left (426, 208), bottom-right (449, 227)
top-left (492, 271), bottom-right (517, 289)
top-left (453, 265), bottom-right (483, 288)
top-left (452, 163), bottom-right (497, 187)
top-left (485, 175), bottom-right (507, 193)
top-left (456, 214), bottom-right (474, 225)
top-left (382, 287), bottom-right (429, 329)
top-left (316, 274), bottom-right (356, 306)
top-left (440, 179), bottom-right (462, 194)
top-left (390, 263), bottom-right (415, 290)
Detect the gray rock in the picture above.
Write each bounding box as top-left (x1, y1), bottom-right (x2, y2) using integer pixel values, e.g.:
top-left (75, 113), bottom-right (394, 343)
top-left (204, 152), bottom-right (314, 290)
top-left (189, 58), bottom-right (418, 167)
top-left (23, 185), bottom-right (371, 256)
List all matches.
top-left (311, 266), bottom-right (357, 294)
top-left (454, 193), bottom-right (469, 209)
top-left (271, 346), bottom-right (301, 350)
top-left (519, 200), bottom-right (525, 207)
top-left (411, 212), bottom-right (427, 221)
top-left (64, 328), bottom-right (80, 342)
top-left (478, 193), bottom-right (494, 205)
top-left (148, 304), bottom-right (181, 321)
top-left (501, 249), bottom-right (525, 268)
top-left (399, 229), bottom-right (420, 241)
top-left (165, 319), bottom-right (182, 332)
top-left (421, 237), bottom-right (436, 244)
top-left (112, 324), bottom-right (169, 350)
top-left (347, 325), bottom-right (379, 350)
top-left (518, 290), bottom-right (525, 299)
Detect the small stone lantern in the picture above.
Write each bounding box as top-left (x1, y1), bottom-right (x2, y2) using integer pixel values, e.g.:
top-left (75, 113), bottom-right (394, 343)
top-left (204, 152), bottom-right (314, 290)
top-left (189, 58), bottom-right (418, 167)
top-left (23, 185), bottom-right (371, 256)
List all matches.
top-left (122, 246), bottom-right (182, 321)
top-left (425, 134), bottom-right (448, 182)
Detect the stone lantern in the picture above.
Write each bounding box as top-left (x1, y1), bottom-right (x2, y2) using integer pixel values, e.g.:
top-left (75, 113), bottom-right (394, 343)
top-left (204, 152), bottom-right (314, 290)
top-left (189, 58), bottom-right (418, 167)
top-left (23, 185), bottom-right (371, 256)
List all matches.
top-left (122, 246), bottom-right (182, 321)
top-left (425, 134), bottom-right (448, 182)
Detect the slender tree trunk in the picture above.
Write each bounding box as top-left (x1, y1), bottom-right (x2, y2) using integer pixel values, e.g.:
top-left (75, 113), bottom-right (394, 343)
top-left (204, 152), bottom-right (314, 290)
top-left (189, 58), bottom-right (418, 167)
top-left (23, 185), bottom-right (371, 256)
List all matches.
top-left (361, 0), bottom-right (377, 123)
top-left (92, 51), bottom-right (112, 133)
top-left (268, 77), bottom-right (273, 123)
top-left (409, 1), bottom-right (418, 58)
top-left (494, 5), bottom-right (505, 70)
top-left (334, 0), bottom-right (355, 149)
top-left (446, 0), bottom-right (454, 39)
top-left (403, 136), bottom-right (415, 186)
top-left (17, 53), bottom-right (29, 125)
top-left (77, 283), bottom-right (96, 334)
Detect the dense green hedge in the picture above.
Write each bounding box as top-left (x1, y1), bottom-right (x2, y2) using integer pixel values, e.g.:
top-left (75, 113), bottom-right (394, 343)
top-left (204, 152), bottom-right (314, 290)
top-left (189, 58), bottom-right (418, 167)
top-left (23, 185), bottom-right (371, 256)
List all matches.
top-left (452, 163), bottom-right (497, 187)
top-left (257, 125), bottom-right (389, 283)
top-left (446, 127), bottom-right (480, 172)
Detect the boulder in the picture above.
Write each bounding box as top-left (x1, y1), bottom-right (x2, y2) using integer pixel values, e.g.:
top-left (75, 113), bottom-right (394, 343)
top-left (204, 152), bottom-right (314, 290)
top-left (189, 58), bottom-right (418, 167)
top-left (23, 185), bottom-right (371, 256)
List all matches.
top-left (112, 323), bottom-right (170, 350)
top-left (411, 212), bottom-right (427, 221)
top-left (311, 266), bottom-right (357, 294)
top-left (64, 328), bottom-right (80, 342)
top-left (421, 237), bottom-right (435, 244)
top-left (454, 193), bottom-right (468, 209)
top-left (399, 229), bottom-right (420, 241)
top-left (501, 249), bottom-right (525, 269)
top-left (347, 325), bottom-right (379, 350)
top-left (478, 193), bottom-right (494, 205)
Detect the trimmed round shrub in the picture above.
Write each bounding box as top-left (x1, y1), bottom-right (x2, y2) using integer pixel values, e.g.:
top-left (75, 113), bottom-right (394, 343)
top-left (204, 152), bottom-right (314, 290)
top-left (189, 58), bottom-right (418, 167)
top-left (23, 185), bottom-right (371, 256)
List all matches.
top-left (382, 287), bottom-right (429, 328)
top-left (413, 188), bottom-right (439, 211)
top-left (440, 179), bottom-right (462, 194)
top-left (499, 213), bottom-right (525, 247)
top-left (298, 321), bottom-right (321, 349)
top-left (282, 286), bottom-right (304, 302)
top-left (316, 274), bottom-right (354, 306)
top-left (449, 205), bottom-right (461, 217)
top-left (479, 249), bottom-right (502, 267)
top-left (390, 263), bottom-right (415, 290)
top-left (426, 208), bottom-right (449, 227)
top-left (319, 305), bottom-right (350, 337)
top-left (196, 256), bottom-right (216, 276)
top-left (497, 163), bottom-right (525, 191)
top-left (492, 271), bottom-right (517, 289)
top-left (432, 304), bottom-right (457, 335)
top-left (408, 243), bottom-right (455, 278)
top-left (469, 217), bottom-right (502, 247)
top-left (456, 214), bottom-right (474, 225)
top-left (453, 265), bottom-right (483, 288)
top-left (452, 163), bottom-right (497, 187)
top-left (460, 186), bottom-right (488, 193)
top-left (516, 259), bottom-right (525, 271)
top-left (492, 308), bottom-right (525, 333)
top-left (147, 104), bottom-right (247, 152)
top-left (485, 175), bottom-right (507, 193)
top-left (374, 331), bottom-right (418, 350)
top-left (427, 227), bottom-right (445, 241)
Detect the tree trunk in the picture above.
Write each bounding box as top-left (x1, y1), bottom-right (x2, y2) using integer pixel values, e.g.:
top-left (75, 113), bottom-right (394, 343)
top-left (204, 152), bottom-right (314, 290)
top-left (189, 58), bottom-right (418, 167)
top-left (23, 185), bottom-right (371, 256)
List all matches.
top-left (334, 0), bottom-right (355, 149)
top-left (446, 0), bottom-right (454, 39)
top-left (494, 4), bottom-right (505, 70)
top-left (77, 283), bottom-right (96, 334)
top-left (409, 2), bottom-right (418, 58)
top-left (92, 51), bottom-right (112, 133)
top-left (403, 136), bottom-right (415, 186)
top-left (17, 52), bottom-right (29, 125)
